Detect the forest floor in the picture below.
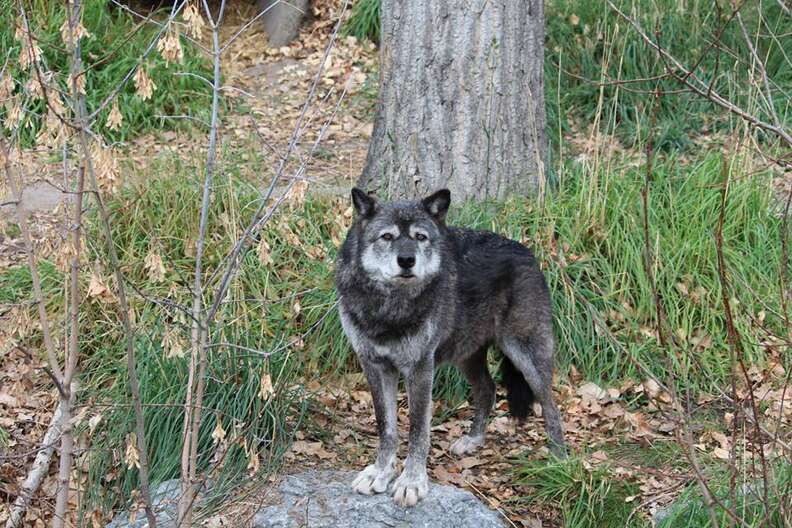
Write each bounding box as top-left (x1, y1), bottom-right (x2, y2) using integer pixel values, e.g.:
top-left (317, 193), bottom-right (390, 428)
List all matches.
top-left (1, 2), bottom-right (790, 528)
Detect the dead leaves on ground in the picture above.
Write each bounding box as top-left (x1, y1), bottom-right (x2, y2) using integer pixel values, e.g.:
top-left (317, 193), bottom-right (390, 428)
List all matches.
top-left (284, 365), bottom-right (791, 527)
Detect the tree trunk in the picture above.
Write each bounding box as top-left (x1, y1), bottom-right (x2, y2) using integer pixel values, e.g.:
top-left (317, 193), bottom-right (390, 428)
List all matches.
top-left (358, 0), bottom-right (547, 201)
top-left (258, 0), bottom-right (310, 47)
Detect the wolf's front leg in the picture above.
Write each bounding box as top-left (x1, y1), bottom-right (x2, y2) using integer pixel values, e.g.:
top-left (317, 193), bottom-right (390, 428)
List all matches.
top-left (352, 359), bottom-right (399, 495)
top-left (392, 358), bottom-right (433, 507)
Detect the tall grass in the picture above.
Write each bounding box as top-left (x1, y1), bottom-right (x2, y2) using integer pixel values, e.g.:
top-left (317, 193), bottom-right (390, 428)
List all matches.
top-left (0, 0), bottom-right (212, 143)
top-left (90, 148), bottom-right (784, 393)
top-left (545, 0), bottom-right (791, 150)
top-left (1, 145), bottom-right (782, 517)
top-left (344, 0), bottom-right (792, 152)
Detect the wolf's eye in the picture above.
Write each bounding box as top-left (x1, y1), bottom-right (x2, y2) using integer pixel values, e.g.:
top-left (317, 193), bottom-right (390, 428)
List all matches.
top-left (381, 233), bottom-right (394, 241)
top-left (415, 233), bottom-right (427, 241)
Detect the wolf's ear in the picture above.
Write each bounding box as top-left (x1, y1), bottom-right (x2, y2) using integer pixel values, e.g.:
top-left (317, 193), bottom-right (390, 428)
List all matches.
top-left (422, 189), bottom-right (451, 222)
top-left (351, 187), bottom-right (377, 218)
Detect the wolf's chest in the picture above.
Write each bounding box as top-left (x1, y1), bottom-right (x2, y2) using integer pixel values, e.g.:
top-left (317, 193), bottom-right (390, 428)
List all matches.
top-left (339, 305), bottom-right (439, 368)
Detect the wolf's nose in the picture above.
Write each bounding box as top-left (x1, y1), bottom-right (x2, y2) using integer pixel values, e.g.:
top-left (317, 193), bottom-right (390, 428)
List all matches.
top-left (397, 255), bottom-right (416, 269)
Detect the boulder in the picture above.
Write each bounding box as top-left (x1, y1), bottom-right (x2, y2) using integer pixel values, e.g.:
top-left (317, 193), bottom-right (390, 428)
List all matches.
top-left (253, 470), bottom-right (506, 528)
top-left (106, 479), bottom-right (181, 528)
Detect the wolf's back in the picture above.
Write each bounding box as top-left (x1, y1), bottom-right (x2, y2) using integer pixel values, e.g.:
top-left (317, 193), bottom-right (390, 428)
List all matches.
top-left (446, 228), bottom-right (547, 420)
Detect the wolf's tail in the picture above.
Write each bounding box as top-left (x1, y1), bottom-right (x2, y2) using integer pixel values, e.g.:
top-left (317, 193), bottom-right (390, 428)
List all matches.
top-left (500, 355), bottom-right (535, 420)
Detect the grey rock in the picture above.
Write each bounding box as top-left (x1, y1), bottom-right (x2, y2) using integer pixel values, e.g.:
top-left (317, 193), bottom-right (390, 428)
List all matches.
top-left (105, 479), bottom-right (186, 528)
top-left (652, 504), bottom-right (673, 526)
top-left (253, 470), bottom-right (506, 528)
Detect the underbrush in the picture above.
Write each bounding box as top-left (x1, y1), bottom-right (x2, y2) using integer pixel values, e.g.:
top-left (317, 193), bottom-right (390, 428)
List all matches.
top-left (0, 147), bottom-right (784, 518)
top-left (514, 454), bottom-right (645, 527)
top-left (0, 0), bottom-right (212, 143)
top-left (544, 0), bottom-right (790, 150)
top-left (345, 0), bottom-right (791, 152)
top-left (513, 452), bottom-right (791, 527)
top-left (657, 461), bottom-right (792, 527)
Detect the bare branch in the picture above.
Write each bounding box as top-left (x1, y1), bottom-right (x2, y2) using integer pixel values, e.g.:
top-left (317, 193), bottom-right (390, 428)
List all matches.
top-left (56, 0), bottom-right (160, 522)
top-left (735, 11), bottom-right (781, 129)
top-left (606, 0), bottom-right (792, 148)
top-left (0, 142), bottom-right (63, 379)
top-left (178, 2), bottom-right (226, 524)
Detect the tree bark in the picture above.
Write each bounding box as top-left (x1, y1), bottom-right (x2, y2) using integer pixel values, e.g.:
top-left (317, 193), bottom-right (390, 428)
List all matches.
top-left (358, 0), bottom-right (547, 201)
top-left (258, 0), bottom-right (310, 47)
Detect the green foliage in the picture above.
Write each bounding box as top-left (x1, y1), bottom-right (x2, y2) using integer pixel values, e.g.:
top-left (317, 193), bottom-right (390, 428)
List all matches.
top-left (0, 146), bottom-right (784, 519)
top-left (345, 0), bottom-right (791, 152)
top-left (545, 0), bottom-right (791, 151)
top-left (0, 259), bottom-right (62, 309)
top-left (513, 454), bottom-right (646, 527)
top-left (342, 0), bottom-right (380, 43)
top-left (656, 461), bottom-right (791, 527)
top-left (0, 0), bottom-right (212, 143)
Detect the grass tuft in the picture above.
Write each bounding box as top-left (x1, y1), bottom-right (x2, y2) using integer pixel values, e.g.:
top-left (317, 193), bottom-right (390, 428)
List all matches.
top-left (656, 461), bottom-right (792, 527)
top-left (0, 0), bottom-right (212, 143)
top-left (513, 453), bottom-right (645, 527)
top-left (342, 0), bottom-right (380, 43)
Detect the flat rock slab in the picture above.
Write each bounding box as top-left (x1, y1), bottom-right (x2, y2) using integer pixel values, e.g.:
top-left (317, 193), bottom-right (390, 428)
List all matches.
top-left (253, 470), bottom-right (506, 528)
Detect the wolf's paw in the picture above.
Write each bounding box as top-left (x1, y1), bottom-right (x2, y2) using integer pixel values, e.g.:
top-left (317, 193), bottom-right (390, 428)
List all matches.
top-left (351, 463), bottom-right (397, 495)
top-left (390, 469), bottom-right (429, 507)
top-left (450, 434), bottom-right (485, 455)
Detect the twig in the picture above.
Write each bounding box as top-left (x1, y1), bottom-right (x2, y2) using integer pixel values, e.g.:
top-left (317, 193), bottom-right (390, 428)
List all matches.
top-left (735, 10), bottom-right (781, 130)
top-left (0, 138), bottom-right (63, 383)
top-left (606, 0), bottom-right (792, 148)
top-left (714, 157), bottom-right (771, 523)
top-left (51, 5), bottom-right (90, 522)
top-left (641, 84), bottom-right (669, 349)
top-left (461, 477), bottom-right (519, 528)
top-left (62, 0), bottom-right (158, 522)
top-left (178, 1), bottom-right (226, 525)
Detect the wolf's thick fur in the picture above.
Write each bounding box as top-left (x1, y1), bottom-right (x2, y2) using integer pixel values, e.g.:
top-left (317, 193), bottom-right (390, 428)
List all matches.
top-left (335, 189), bottom-right (565, 507)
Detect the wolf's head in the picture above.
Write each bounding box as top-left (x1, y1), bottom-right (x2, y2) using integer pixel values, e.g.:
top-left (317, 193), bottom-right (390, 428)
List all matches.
top-left (349, 188), bottom-right (451, 287)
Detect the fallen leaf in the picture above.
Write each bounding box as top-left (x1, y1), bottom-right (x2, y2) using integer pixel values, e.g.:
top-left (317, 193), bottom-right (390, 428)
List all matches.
top-left (577, 381), bottom-right (607, 401)
top-left (458, 456), bottom-right (483, 469)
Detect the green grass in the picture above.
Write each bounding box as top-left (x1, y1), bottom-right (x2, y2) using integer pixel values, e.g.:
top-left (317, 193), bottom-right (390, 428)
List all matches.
top-left (656, 461), bottom-right (792, 527)
top-left (345, 0), bottom-right (791, 153)
top-left (342, 0), bottom-right (380, 43)
top-left (0, 147), bottom-right (783, 519)
top-left (545, 0), bottom-right (791, 151)
top-left (513, 453), bottom-right (646, 527)
top-left (87, 148), bottom-right (784, 395)
top-left (0, 0), bottom-right (212, 143)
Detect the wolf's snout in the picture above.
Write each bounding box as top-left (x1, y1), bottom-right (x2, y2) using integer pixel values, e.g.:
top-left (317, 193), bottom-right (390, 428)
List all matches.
top-left (397, 255), bottom-right (416, 269)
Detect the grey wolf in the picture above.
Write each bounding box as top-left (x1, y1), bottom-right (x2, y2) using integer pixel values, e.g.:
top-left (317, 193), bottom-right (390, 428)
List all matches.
top-left (334, 188), bottom-right (565, 507)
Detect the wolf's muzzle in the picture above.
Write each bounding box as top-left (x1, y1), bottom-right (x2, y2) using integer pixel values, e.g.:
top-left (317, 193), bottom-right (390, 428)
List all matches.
top-left (397, 254), bottom-right (416, 269)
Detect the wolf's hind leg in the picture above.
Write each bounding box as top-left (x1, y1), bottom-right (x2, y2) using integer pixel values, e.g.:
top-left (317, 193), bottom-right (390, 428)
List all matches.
top-left (352, 360), bottom-right (399, 495)
top-left (500, 335), bottom-right (566, 456)
top-left (450, 348), bottom-right (495, 455)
